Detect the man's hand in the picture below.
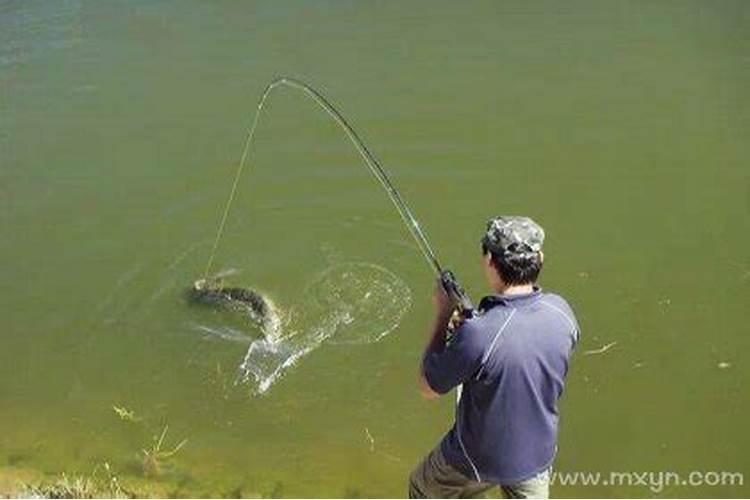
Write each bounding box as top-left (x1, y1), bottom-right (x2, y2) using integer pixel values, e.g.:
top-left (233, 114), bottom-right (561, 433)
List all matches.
top-left (432, 278), bottom-right (457, 321)
top-left (419, 280), bottom-right (459, 400)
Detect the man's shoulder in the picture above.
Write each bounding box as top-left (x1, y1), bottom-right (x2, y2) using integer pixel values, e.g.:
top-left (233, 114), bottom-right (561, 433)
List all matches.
top-left (448, 308), bottom-right (507, 351)
top-left (452, 313), bottom-right (492, 343)
top-left (536, 291), bottom-right (580, 340)
top-left (538, 291), bottom-right (576, 313)
top-left (467, 304), bottom-right (515, 332)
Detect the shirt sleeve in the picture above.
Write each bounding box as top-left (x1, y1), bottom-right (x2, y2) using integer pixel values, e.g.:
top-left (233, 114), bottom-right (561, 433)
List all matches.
top-left (422, 319), bottom-right (486, 394)
top-left (564, 299), bottom-right (581, 348)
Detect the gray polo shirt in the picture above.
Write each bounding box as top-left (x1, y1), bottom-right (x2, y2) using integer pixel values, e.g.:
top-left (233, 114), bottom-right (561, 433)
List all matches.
top-left (423, 287), bottom-right (579, 484)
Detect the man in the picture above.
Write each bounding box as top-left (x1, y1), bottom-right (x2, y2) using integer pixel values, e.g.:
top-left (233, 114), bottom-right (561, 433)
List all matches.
top-left (409, 216), bottom-right (579, 499)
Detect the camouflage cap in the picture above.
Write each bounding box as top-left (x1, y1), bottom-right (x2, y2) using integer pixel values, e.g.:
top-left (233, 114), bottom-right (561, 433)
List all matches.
top-left (482, 216), bottom-right (545, 259)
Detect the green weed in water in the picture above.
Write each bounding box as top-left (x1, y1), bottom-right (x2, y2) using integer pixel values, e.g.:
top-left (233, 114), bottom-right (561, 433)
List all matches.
top-left (141, 425), bottom-right (188, 478)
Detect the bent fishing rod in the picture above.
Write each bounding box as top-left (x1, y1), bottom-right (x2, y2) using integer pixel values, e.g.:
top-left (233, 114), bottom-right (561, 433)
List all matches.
top-left (205, 76), bottom-right (474, 317)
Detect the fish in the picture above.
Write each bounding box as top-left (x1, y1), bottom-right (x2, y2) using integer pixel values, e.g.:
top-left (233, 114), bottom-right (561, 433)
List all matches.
top-left (187, 278), bottom-right (282, 339)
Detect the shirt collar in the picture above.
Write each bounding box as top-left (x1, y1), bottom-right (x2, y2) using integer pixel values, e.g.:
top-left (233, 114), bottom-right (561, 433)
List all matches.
top-left (478, 286), bottom-right (542, 311)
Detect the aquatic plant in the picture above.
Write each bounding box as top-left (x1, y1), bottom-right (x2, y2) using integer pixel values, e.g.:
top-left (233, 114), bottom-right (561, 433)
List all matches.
top-left (112, 404), bottom-right (141, 423)
top-left (141, 425), bottom-right (188, 478)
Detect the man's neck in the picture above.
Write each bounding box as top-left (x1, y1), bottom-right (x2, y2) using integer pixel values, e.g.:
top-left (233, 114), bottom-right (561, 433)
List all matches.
top-left (495, 283), bottom-right (535, 296)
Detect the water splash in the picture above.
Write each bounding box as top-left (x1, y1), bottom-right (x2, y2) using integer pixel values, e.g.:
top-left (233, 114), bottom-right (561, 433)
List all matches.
top-left (236, 262), bottom-right (411, 395)
top-left (115, 244), bottom-right (411, 396)
top-left (307, 262), bottom-right (412, 345)
top-left (191, 323), bottom-right (254, 343)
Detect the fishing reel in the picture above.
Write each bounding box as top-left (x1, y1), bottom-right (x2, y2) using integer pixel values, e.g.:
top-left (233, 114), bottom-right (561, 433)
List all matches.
top-left (440, 269), bottom-right (475, 320)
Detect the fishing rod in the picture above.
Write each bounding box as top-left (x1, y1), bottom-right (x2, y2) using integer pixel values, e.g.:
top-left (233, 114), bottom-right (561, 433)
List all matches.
top-left (204, 77), bottom-right (474, 317)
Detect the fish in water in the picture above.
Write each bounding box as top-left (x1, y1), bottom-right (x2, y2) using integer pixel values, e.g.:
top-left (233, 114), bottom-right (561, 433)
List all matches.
top-left (187, 278), bottom-right (282, 339)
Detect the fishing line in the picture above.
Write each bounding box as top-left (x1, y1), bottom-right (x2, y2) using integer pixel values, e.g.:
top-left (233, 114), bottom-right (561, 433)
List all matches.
top-left (203, 77), bottom-right (444, 281)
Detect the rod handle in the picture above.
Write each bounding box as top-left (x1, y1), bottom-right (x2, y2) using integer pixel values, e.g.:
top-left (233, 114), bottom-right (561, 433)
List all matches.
top-left (440, 269), bottom-right (474, 318)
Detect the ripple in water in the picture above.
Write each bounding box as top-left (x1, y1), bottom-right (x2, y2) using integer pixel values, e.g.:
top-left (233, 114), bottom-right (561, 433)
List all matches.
top-left (307, 262), bottom-right (412, 345)
top-left (236, 262), bottom-right (411, 395)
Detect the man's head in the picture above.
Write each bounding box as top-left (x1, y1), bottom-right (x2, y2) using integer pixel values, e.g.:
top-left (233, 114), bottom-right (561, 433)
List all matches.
top-left (480, 216), bottom-right (545, 289)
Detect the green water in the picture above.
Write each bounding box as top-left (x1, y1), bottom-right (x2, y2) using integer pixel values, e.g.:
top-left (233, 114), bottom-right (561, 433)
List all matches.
top-left (1, 1), bottom-right (748, 497)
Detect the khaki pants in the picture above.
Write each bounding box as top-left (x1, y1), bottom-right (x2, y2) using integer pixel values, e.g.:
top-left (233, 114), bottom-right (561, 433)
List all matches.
top-left (408, 446), bottom-right (550, 499)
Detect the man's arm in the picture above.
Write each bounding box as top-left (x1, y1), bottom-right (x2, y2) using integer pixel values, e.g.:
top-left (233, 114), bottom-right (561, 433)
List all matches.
top-left (418, 281), bottom-right (456, 400)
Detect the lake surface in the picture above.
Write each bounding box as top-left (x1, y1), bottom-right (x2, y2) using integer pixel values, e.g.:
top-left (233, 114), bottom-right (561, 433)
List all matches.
top-left (1, 1), bottom-right (748, 497)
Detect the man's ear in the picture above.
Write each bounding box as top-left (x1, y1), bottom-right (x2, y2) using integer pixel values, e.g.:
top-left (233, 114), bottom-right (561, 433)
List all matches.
top-left (539, 251), bottom-right (544, 264)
